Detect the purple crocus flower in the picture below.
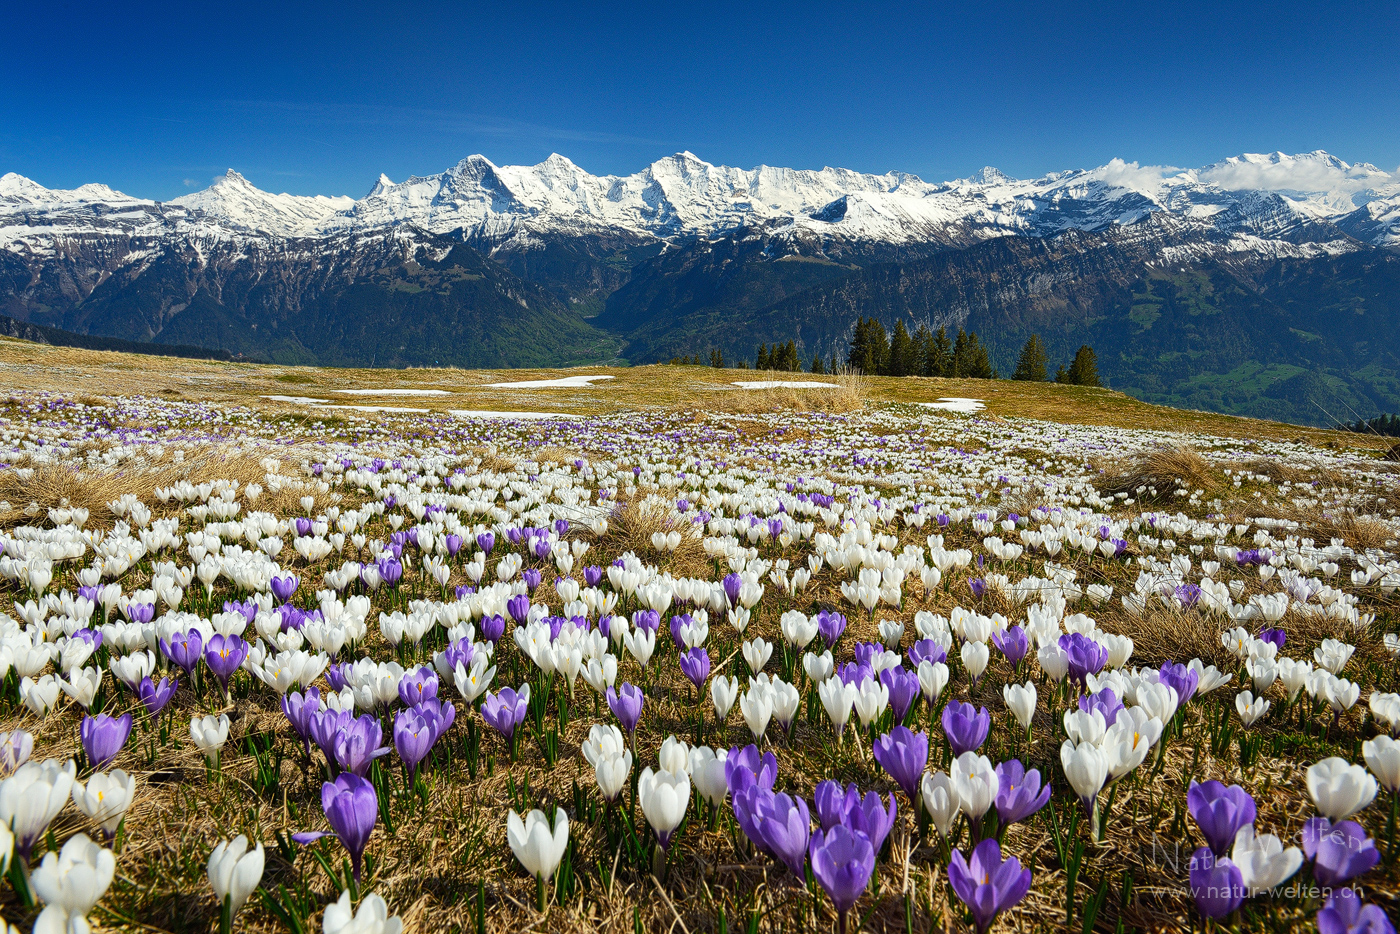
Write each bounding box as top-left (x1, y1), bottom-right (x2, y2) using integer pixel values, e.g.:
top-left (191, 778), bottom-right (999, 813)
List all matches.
top-left (334, 714), bottom-right (392, 777)
top-left (73, 628), bottom-right (102, 651)
top-left (1315, 887), bottom-right (1395, 934)
top-left (941, 701), bottom-right (990, 756)
top-left (809, 825), bottom-right (875, 919)
top-left (293, 518), bottom-right (313, 537)
top-left (1058, 633), bottom-right (1108, 687)
top-left (398, 667), bottom-right (438, 706)
top-left (880, 666), bottom-right (920, 724)
top-left (1078, 688), bottom-right (1124, 728)
top-left (479, 614), bottom-right (506, 644)
top-left (757, 792), bottom-right (812, 877)
top-left (606, 683), bottom-right (645, 741)
top-left (137, 676), bottom-right (177, 716)
top-left (732, 785), bottom-right (775, 856)
top-left (378, 559), bottom-right (403, 587)
top-left (968, 578), bottom-right (987, 599)
top-left (125, 602), bottom-right (155, 624)
top-left (872, 726), bottom-right (928, 807)
top-left (477, 532), bottom-right (495, 554)
top-left (506, 594), bottom-right (531, 626)
top-left (159, 629), bottom-right (203, 675)
top-left (725, 744), bottom-right (778, 796)
top-left (1188, 848), bottom-right (1245, 919)
top-left (224, 599), bottom-right (258, 624)
top-left (907, 639), bottom-right (946, 669)
top-left (813, 781), bottom-right (897, 854)
top-left (837, 662), bottom-right (874, 687)
top-left (81, 713), bottom-right (132, 770)
top-left (415, 698), bottom-right (456, 743)
top-left (326, 661), bottom-right (351, 692)
top-left (1187, 780), bottom-right (1257, 857)
top-left (632, 609), bottom-right (660, 634)
top-left (817, 610), bottom-right (848, 649)
top-left (679, 648), bottom-right (711, 691)
top-left (583, 565), bottom-right (603, 588)
top-left (444, 534), bottom-right (463, 557)
top-left (1159, 661), bottom-right (1200, 707)
top-left (521, 568), bottom-right (542, 592)
top-left (270, 574), bottom-right (299, 605)
top-left (1306, 819), bottom-right (1381, 885)
top-left (294, 773), bottom-right (378, 882)
top-left (852, 642), bottom-right (883, 670)
top-left (1258, 627), bottom-right (1286, 649)
top-left (282, 688), bottom-right (321, 757)
top-left (481, 686), bottom-right (531, 742)
top-left (991, 625), bottom-right (1029, 666)
top-left (723, 573), bottom-right (743, 607)
top-left (393, 708), bottom-right (436, 779)
top-left (669, 613), bottom-right (693, 649)
top-left (993, 760), bottom-right (1051, 825)
top-left (310, 708), bottom-right (353, 763)
top-left (946, 838), bottom-right (1033, 934)
top-left (204, 634), bottom-right (249, 694)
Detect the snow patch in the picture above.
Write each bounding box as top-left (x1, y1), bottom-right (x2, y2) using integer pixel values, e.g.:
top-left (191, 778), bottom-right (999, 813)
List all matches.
top-left (331, 388), bottom-right (452, 396)
top-left (919, 398), bottom-right (986, 413)
top-left (484, 375), bottom-right (614, 389)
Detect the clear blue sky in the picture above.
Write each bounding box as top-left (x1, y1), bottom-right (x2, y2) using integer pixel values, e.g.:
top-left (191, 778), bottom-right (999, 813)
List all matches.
top-left (3, 0), bottom-right (1396, 200)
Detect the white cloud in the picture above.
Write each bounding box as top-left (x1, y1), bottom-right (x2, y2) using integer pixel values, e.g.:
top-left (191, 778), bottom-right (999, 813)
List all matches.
top-left (1198, 153), bottom-right (1393, 197)
top-left (1088, 158), bottom-right (1177, 197)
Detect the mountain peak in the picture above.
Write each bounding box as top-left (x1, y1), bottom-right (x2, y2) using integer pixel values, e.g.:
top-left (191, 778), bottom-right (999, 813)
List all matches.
top-left (968, 166), bottom-right (1011, 185)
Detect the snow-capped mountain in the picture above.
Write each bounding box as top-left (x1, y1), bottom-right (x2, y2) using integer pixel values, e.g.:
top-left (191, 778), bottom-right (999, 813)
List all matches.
top-left (5, 150), bottom-right (1396, 253)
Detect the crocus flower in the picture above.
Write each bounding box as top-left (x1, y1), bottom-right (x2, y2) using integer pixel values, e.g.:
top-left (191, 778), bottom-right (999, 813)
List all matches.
top-left (138, 676), bottom-right (178, 716)
top-left (397, 667), bottom-right (438, 706)
top-left (159, 629), bottom-right (204, 675)
top-left (1188, 848), bottom-right (1245, 919)
top-left (393, 708), bottom-right (435, 779)
top-left (1078, 688), bottom-right (1124, 728)
top-left (507, 807), bottom-right (569, 882)
top-left (1315, 886), bottom-right (1394, 934)
top-left (479, 614), bottom-right (506, 644)
top-left (756, 791), bottom-right (811, 877)
top-left (1059, 633), bottom-right (1108, 688)
top-left (991, 625), bottom-right (1029, 666)
top-left (1187, 780), bottom-right (1257, 857)
top-left (638, 766), bottom-right (690, 851)
top-left (29, 833), bottom-right (116, 934)
top-left (946, 838), bottom-right (1033, 934)
top-left (0, 759), bottom-right (76, 859)
top-left (270, 574), bottom-right (299, 604)
top-left (994, 759), bottom-right (1051, 825)
top-left (679, 647), bottom-right (711, 691)
top-left (1308, 757), bottom-right (1378, 821)
top-left (872, 726), bottom-right (928, 807)
top-left (334, 715), bottom-right (392, 777)
top-left (907, 639), bottom-right (946, 669)
top-left (294, 773), bottom-right (378, 882)
top-left (206, 835), bottom-right (265, 926)
top-left (0, 730), bottom-right (34, 773)
top-left (81, 713), bottom-right (132, 770)
top-left (204, 634), bottom-right (249, 695)
top-left (813, 781), bottom-right (897, 854)
top-left (817, 609), bottom-right (848, 648)
top-left (880, 666), bottom-right (920, 724)
top-left (481, 686), bottom-right (531, 742)
top-left (1258, 628), bottom-right (1286, 649)
top-left (1158, 661), bottom-right (1199, 707)
top-left (1305, 818), bottom-right (1381, 885)
top-left (725, 744), bottom-right (778, 796)
top-left (506, 594), bottom-right (531, 625)
top-left (281, 687), bottom-right (321, 757)
top-left (607, 683), bottom-right (645, 742)
top-left (941, 701), bottom-right (990, 756)
top-left (809, 825), bottom-right (875, 921)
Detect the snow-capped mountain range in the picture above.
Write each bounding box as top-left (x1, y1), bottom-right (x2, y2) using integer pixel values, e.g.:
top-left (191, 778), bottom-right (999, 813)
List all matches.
top-left (3, 149), bottom-right (1398, 251)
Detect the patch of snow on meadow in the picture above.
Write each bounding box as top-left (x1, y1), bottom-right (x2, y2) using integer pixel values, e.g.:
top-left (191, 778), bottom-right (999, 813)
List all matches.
top-left (484, 375), bottom-right (614, 389)
top-left (920, 397), bottom-right (986, 413)
top-left (261, 395), bottom-right (330, 405)
top-left (332, 388), bottom-right (452, 396)
top-left (731, 381), bottom-right (837, 390)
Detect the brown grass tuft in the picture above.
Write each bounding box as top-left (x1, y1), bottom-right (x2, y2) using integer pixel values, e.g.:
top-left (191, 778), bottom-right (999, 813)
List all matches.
top-left (1096, 444), bottom-right (1221, 503)
top-left (593, 497), bottom-right (709, 578)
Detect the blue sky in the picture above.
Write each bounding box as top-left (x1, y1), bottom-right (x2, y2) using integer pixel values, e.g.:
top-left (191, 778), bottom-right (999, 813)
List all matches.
top-left (3, 0), bottom-right (1396, 200)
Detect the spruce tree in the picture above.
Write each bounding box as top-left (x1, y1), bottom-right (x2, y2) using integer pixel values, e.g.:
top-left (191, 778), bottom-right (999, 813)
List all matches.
top-left (848, 317), bottom-right (889, 375)
top-left (1011, 335), bottom-right (1048, 381)
top-left (756, 344), bottom-right (771, 370)
top-left (810, 350), bottom-right (825, 374)
top-left (960, 331), bottom-right (995, 379)
top-left (709, 348), bottom-right (725, 368)
top-left (781, 340), bottom-right (800, 371)
top-left (888, 320), bottom-right (918, 377)
top-left (1065, 345), bottom-right (1101, 386)
top-left (927, 326), bottom-right (952, 377)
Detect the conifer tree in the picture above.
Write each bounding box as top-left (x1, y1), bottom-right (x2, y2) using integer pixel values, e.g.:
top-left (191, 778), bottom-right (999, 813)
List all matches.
top-left (1064, 345), bottom-right (1097, 386)
top-left (926, 326), bottom-right (953, 377)
top-left (709, 348), bottom-right (725, 368)
top-left (1011, 335), bottom-right (1048, 381)
top-left (810, 350), bottom-right (826, 374)
top-left (756, 344), bottom-right (771, 370)
top-left (888, 320), bottom-right (919, 377)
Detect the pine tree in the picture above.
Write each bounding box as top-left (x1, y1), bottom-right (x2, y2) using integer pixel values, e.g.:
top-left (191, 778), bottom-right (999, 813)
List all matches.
top-left (1011, 335), bottom-right (1048, 381)
top-left (810, 350), bottom-right (826, 374)
top-left (756, 344), bottom-right (771, 370)
top-left (961, 331), bottom-right (995, 379)
top-left (1063, 345), bottom-right (1101, 386)
top-left (709, 348), bottom-right (725, 368)
top-left (926, 326), bottom-right (952, 377)
top-left (888, 320), bottom-right (918, 377)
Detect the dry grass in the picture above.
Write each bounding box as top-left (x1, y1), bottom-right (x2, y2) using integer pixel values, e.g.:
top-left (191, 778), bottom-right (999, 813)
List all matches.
top-left (1095, 445), bottom-right (1222, 504)
top-left (711, 369), bottom-right (867, 415)
top-left (592, 497), bottom-right (710, 579)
